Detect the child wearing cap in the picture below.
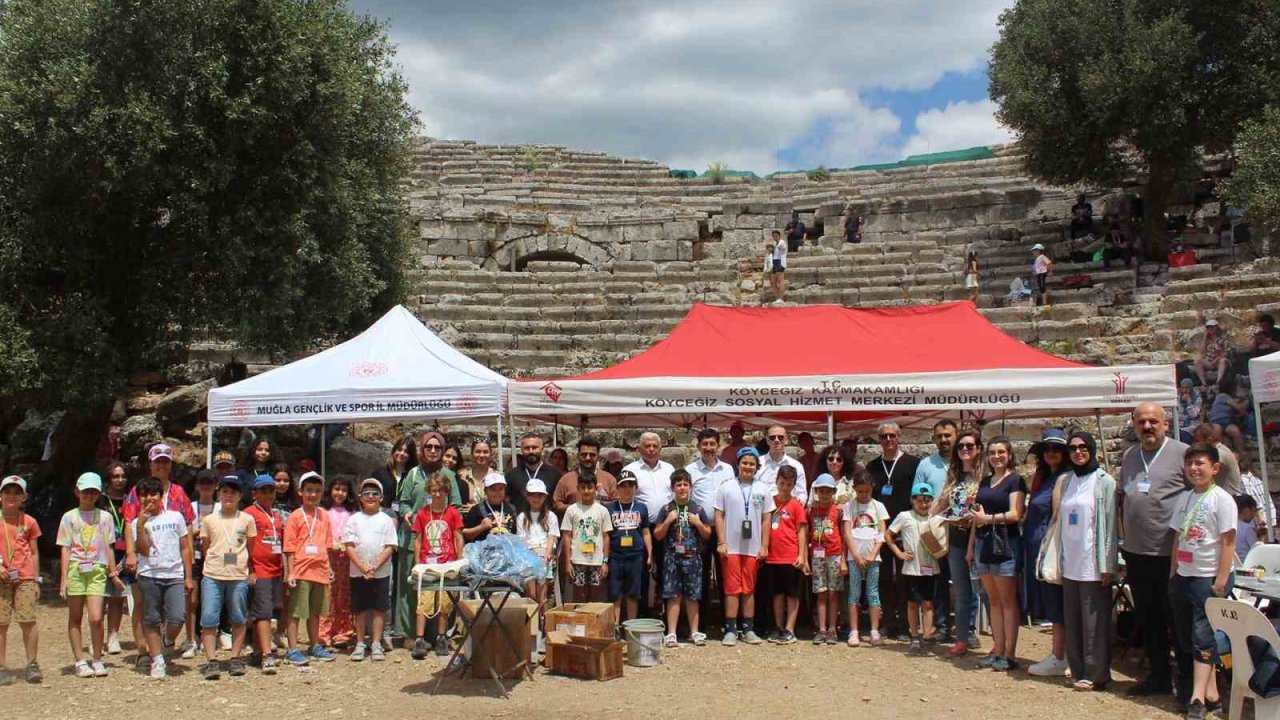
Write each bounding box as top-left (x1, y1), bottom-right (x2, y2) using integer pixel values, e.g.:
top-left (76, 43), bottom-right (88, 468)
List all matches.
top-left (411, 472), bottom-right (464, 660)
top-left (58, 473), bottom-right (124, 678)
top-left (0, 476), bottom-right (42, 685)
top-left (762, 465), bottom-right (806, 645)
top-left (129, 477), bottom-right (194, 679)
top-left (654, 469), bottom-right (711, 647)
top-left (196, 476), bottom-right (257, 680)
top-left (885, 482), bottom-right (941, 655)
top-left (1031, 244), bottom-right (1053, 306)
top-left (516, 478), bottom-right (559, 616)
top-left (808, 473), bottom-right (847, 645)
top-left (342, 478), bottom-right (397, 662)
top-left (182, 469), bottom-right (218, 659)
top-left (244, 474), bottom-right (287, 673)
top-left (562, 474), bottom-right (614, 603)
top-left (463, 473), bottom-right (517, 542)
top-left (283, 471), bottom-right (335, 665)
top-left (714, 447), bottom-right (775, 646)
top-left (606, 470), bottom-right (652, 629)
top-left (843, 473), bottom-right (889, 647)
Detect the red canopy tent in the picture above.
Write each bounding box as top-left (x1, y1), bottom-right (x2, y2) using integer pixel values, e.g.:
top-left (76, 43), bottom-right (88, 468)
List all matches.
top-left (507, 302), bottom-right (1176, 432)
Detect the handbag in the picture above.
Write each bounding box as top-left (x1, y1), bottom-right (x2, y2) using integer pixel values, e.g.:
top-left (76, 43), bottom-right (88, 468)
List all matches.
top-left (1036, 521), bottom-right (1063, 585)
top-left (917, 516), bottom-right (950, 559)
top-left (982, 523), bottom-right (1013, 564)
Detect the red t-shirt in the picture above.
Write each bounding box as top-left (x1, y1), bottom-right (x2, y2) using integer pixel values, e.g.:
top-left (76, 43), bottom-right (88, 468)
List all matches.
top-left (808, 502), bottom-right (844, 557)
top-left (411, 505), bottom-right (463, 564)
top-left (766, 497), bottom-right (807, 565)
top-left (244, 503), bottom-right (285, 578)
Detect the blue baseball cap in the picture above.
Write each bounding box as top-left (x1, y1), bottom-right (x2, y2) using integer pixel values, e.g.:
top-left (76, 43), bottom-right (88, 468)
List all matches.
top-left (911, 482), bottom-right (936, 499)
top-left (811, 473), bottom-right (837, 490)
top-left (736, 446), bottom-right (760, 460)
top-left (218, 474), bottom-right (243, 490)
top-left (253, 474), bottom-right (275, 490)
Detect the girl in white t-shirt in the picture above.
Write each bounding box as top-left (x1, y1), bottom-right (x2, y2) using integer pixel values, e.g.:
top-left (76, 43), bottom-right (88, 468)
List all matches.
top-left (516, 479), bottom-right (560, 613)
top-left (843, 474), bottom-right (889, 647)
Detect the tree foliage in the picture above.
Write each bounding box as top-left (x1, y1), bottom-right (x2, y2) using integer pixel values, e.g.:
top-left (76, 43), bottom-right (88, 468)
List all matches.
top-left (1222, 105), bottom-right (1280, 240)
top-left (0, 0), bottom-right (418, 411)
top-left (989, 0), bottom-right (1280, 250)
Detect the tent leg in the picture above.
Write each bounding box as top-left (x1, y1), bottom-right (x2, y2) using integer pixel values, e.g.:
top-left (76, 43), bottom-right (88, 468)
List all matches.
top-left (826, 411), bottom-right (835, 447)
top-left (206, 424), bottom-right (214, 469)
top-left (496, 415), bottom-right (505, 474)
top-left (1255, 398), bottom-right (1274, 541)
top-left (1094, 410), bottom-right (1111, 474)
top-left (553, 417), bottom-right (559, 449)
top-left (320, 426), bottom-right (327, 477)
top-left (509, 416), bottom-right (519, 471)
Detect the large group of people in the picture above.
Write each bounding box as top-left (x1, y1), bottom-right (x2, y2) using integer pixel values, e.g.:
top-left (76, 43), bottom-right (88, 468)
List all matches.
top-left (0, 402), bottom-right (1268, 720)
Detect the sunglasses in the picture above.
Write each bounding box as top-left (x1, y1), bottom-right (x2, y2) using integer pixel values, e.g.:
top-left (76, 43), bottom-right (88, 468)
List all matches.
top-left (1069, 445), bottom-right (1090, 452)
top-left (360, 490), bottom-right (382, 497)
top-left (956, 442), bottom-right (978, 450)
top-left (879, 433), bottom-right (898, 439)
top-left (827, 456), bottom-right (844, 462)
top-left (423, 443), bottom-right (443, 450)
top-left (768, 435), bottom-right (785, 441)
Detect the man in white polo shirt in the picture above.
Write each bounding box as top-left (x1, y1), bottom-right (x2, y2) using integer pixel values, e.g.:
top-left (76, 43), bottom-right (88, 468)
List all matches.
top-left (686, 429), bottom-right (735, 511)
top-left (757, 424), bottom-right (807, 503)
top-left (624, 432), bottom-right (674, 609)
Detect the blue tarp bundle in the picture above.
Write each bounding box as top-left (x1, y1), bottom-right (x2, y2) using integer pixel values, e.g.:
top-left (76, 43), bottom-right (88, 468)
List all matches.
top-left (460, 533), bottom-right (545, 589)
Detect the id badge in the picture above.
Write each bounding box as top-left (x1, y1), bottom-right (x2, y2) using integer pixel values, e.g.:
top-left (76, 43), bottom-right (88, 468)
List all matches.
top-left (78, 562), bottom-right (95, 574)
top-left (193, 549), bottom-right (202, 560)
top-left (6, 568), bottom-right (17, 581)
top-left (581, 541), bottom-right (595, 554)
top-left (1068, 512), bottom-right (1079, 526)
top-left (223, 553), bottom-right (237, 565)
top-left (304, 544), bottom-right (319, 556)
top-left (271, 544), bottom-right (283, 555)
top-left (621, 535), bottom-right (634, 548)
top-left (391, 501), bottom-right (401, 514)
top-left (881, 485), bottom-right (893, 498)
top-left (813, 547), bottom-right (826, 559)
top-left (1135, 471), bottom-right (1151, 494)
top-left (674, 543), bottom-right (686, 555)
top-left (1176, 549), bottom-right (1194, 564)
top-left (740, 520), bottom-right (753, 540)
top-left (425, 554), bottom-right (439, 565)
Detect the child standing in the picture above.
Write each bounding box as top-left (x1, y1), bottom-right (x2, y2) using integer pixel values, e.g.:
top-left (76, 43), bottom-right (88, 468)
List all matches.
top-left (515, 479), bottom-right (559, 614)
top-left (197, 475), bottom-right (257, 680)
top-left (1169, 443), bottom-right (1237, 719)
top-left (1031, 243), bottom-right (1053, 306)
top-left (606, 470), bottom-right (652, 628)
top-left (342, 478), bottom-right (397, 662)
top-left (320, 477), bottom-right (356, 648)
top-left (410, 473), bottom-right (463, 660)
top-left (129, 477), bottom-right (194, 679)
top-left (808, 474), bottom-right (847, 645)
top-left (283, 472), bottom-right (335, 666)
top-left (562, 474), bottom-right (614, 604)
top-left (98, 461), bottom-right (131, 656)
top-left (714, 447), bottom-right (775, 646)
top-left (183, 470), bottom-right (217, 659)
top-left (762, 465), bottom-right (806, 644)
top-left (885, 482), bottom-right (941, 655)
top-left (244, 475), bottom-right (286, 673)
top-left (843, 474), bottom-right (889, 647)
top-left (654, 469), bottom-right (711, 647)
top-left (0, 476), bottom-right (41, 685)
top-left (57, 472), bottom-right (123, 678)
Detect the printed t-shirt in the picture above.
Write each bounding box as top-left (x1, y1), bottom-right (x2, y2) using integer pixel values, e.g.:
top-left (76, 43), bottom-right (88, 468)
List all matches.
top-left (564, 502), bottom-right (613, 566)
top-left (131, 510), bottom-right (188, 580)
top-left (56, 508), bottom-right (116, 568)
top-left (1169, 485), bottom-right (1238, 578)
top-left (463, 502), bottom-right (517, 542)
top-left (605, 500), bottom-right (650, 559)
top-left (808, 502), bottom-right (844, 558)
top-left (0, 513), bottom-right (41, 580)
top-left (658, 501), bottom-right (710, 556)
top-left (517, 511), bottom-right (561, 554)
top-left (342, 511), bottom-right (398, 579)
top-left (283, 507), bottom-right (333, 584)
top-left (412, 505), bottom-right (464, 563)
top-left (845, 498), bottom-right (890, 562)
top-left (244, 503), bottom-right (285, 577)
top-left (765, 497), bottom-right (806, 564)
top-left (200, 511), bottom-right (256, 581)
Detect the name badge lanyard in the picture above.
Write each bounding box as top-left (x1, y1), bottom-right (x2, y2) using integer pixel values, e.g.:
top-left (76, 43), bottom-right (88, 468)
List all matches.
top-left (427, 507), bottom-right (447, 553)
top-left (1138, 438), bottom-right (1168, 483)
top-left (254, 502), bottom-right (279, 544)
top-left (486, 502), bottom-right (507, 530)
top-left (880, 455), bottom-right (900, 496)
top-left (0, 517), bottom-right (14, 570)
top-left (302, 507), bottom-right (319, 546)
top-left (1179, 490), bottom-right (1212, 543)
top-left (75, 510), bottom-right (102, 566)
top-left (217, 513), bottom-right (241, 563)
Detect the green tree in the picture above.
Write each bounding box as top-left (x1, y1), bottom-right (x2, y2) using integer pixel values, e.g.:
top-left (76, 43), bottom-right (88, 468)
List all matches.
top-left (989, 0), bottom-right (1280, 255)
top-left (0, 0), bottom-right (418, 485)
top-left (1222, 105), bottom-right (1280, 244)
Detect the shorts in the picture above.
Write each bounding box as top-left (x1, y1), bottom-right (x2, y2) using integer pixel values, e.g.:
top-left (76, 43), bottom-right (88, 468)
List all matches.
top-left (722, 554), bottom-right (760, 596)
top-left (974, 535), bottom-right (1019, 577)
top-left (417, 589), bottom-right (453, 618)
top-left (762, 562), bottom-right (803, 598)
top-left (139, 576), bottom-right (186, 628)
top-left (287, 579), bottom-right (330, 620)
top-left (250, 576), bottom-right (283, 621)
top-left (107, 550), bottom-right (132, 598)
top-left (66, 564), bottom-right (109, 597)
top-left (0, 579), bottom-right (39, 625)
top-left (1034, 273), bottom-right (1048, 293)
top-left (1172, 574), bottom-right (1234, 663)
top-left (200, 577), bottom-right (249, 628)
top-left (963, 274), bottom-right (978, 289)
top-left (903, 574), bottom-right (937, 604)
top-left (771, 259), bottom-right (784, 273)
top-left (810, 555), bottom-right (845, 594)
top-left (351, 576), bottom-right (391, 614)
top-left (607, 554), bottom-right (645, 601)
top-left (662, 552), bottom-right (703, 601)
top-left (571, 565), bottom-right (603, 588)
top-left (191, 556), bottom-right (205, 581)
top-left (847, 561), bottom-right (881, 607)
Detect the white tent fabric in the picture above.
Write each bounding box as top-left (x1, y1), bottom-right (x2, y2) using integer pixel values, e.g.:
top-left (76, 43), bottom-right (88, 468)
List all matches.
top-left (207, 305), bottom-right (507, 427)
top-left (1251, 351), bottom-right (1280, 514)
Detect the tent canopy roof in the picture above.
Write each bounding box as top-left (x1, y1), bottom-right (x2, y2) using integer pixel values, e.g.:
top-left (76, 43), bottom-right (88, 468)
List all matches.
top-left (1251, 350), bottom-right (1280, 404)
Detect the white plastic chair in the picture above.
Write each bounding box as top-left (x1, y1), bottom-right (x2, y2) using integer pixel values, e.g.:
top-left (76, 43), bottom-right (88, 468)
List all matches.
top-left (1206, 597), bottom-right (1280, 720)
top-left (1246, 545), bottom-right (1280, 575)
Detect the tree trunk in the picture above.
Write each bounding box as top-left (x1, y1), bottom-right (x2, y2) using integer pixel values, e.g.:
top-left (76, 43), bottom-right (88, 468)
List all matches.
top-left (1143, 156), bottom-right (1177, 260)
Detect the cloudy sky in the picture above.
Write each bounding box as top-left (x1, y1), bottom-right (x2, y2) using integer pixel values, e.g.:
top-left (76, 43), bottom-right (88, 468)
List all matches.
top-left (350, 0), bottom-right (1017, 173)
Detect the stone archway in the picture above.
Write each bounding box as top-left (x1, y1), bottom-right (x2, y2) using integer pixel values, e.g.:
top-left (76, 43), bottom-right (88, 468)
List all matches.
top-left (489, 232), bottom-right (614, 271)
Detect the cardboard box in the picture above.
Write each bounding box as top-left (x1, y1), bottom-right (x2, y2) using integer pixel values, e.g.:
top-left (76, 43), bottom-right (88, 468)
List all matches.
top-left (544, 602), bottom-right (616, 640)
top-left (547, 635), bottom-right (625, 681)
top-left (459, 596), bottom-right (537, 679)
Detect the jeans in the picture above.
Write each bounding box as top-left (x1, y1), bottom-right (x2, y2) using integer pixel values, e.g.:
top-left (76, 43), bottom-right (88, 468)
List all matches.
top-left (200, 577), bottom-right (249, 628)
top-left (947, 550), bottom-right (979, 641)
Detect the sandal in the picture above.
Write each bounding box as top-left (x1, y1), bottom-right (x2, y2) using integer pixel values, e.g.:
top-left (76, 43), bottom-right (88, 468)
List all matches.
top-left (1072, 680), bottom-right (1095, 692)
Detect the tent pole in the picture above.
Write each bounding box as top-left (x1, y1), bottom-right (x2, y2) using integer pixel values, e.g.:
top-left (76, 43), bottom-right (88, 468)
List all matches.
top-left (1254, 397), bottom-right (1275, 541)
top-left (553, 417), bottom-right (559, 449)
top-left (320, 426), bottom-right (327, 477)
top-left (206, 423), bottom-right (214, 470)
top-left (827, 411), bottom-right (835, 446)
top-left (1094, 410), bottom-right (1111, 474)
top-left (509, 416), bottom-right (518, 471)
top-left (496, 414), bottom-right (505, 474)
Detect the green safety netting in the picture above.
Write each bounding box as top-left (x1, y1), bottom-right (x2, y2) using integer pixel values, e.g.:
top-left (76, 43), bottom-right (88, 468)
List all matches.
top-left (668, 169), bottom-right (697, 179)
top-left (764, 145), bottom-right (998, 178)
top-left (699, 168), bottom-right (760, 179)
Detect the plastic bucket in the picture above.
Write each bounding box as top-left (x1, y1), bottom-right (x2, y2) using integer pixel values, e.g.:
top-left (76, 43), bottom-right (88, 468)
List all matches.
top-left (622, 618), bottom-right (665, 667)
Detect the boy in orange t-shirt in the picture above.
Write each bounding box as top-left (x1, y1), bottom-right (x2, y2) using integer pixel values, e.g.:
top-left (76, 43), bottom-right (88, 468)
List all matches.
top-left (0, 476), bottom-right (42, 685)
top-left (282, 472), bottom-right (333, 665)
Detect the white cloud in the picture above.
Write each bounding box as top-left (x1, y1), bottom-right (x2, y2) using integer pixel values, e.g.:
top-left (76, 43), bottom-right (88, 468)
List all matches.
top-left (901, 99), bottom-right (1016, 157)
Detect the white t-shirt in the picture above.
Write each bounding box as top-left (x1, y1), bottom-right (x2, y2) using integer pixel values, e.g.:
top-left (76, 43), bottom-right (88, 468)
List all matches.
top-left (887, 510), bottom-right (938, 577)
top-left (1169, 485), bottom-right (1238, 578)
top-left (757, 453), bottom-right (808, 503)
top-left (1060, 472), bottom-right (1098, 582)
top-left (712, 479), bottom-right (776, 557)
top-left (517, 510), bottom-right (561, 554)
top-left (341, 510), bottom-right (397, 579)
top-left (564, 502), bottom-right (613, 566)
top-left (623, 460), bottom-right (674, 524)
top-left (131, 510), bottom-right (188, 580)
top-left (685, 457), bottom-right (734, 512)
top-left (844, 498), bottom-right (890, 563)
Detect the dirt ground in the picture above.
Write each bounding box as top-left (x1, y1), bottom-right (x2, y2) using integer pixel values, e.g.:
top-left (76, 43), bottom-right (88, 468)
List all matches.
top-left (4, 603), bottom-right (1188, 720)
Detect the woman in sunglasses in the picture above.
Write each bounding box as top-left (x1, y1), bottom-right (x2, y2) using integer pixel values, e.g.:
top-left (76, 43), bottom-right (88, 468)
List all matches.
top-left (1024, 429), bottom-right (1071, 677)
top-left (817, 443), bottom-right (860, 506)
top-left (934, 430), bottom-right (983, 657)
top-left (1052, 431), bottom-right (1118, 692)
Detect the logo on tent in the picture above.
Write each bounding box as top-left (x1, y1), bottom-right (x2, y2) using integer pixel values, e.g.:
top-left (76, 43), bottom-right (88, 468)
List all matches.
top-left (541, 382), bottom-right (562, 403)
top-left (231, 400), bottom-right (250, 422)
top-left (1111, 373), bottom-right (1128, 395)
top-left (349, 362), bottom-right (389, 378)
top-left (456, 394), bottom-right (478, 411)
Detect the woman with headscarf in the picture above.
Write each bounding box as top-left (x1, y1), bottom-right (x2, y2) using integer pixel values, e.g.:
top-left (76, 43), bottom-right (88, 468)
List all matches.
top-left (1024, 429), bottom-right (1071, 677)
top-left (1053, 430), bottom-right (1118, 691)
top-left (393, 430), bottom-right (457, 641)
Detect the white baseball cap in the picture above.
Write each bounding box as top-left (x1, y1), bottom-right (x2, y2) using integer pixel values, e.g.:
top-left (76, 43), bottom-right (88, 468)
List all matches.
top-left (0, 475), bottom-right (26, 493)
top-left (1030, 243), bottom-right (1045, 251)
top-left (526, 478), bottom-right (547, 495)
top-left (483, 473), bottom-right (507, 488)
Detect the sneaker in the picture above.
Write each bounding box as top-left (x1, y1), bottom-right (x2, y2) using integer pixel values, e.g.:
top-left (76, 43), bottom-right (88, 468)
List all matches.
top-left (106, 635), bottom-right (122, 655)
top-left (721, 631), bottom-right (738, 647)
top-left (977, 653), bottom-right (999, 668)
top-left (1028, 654), bottom-right (1069, 677)
top-left (991, 656), bottom-right (1015, 671)
top-left (370, 643), bottom-right (386, 661)
top-left (869, 631), bottom-right (885, 647)
top-left (309, 644), bottom-right (336, 662)
top-left (778, 631), bottom-right (797, 645)
top-left (742, 630), bottom-right (764, 645)
top-left (907, 638), bottom-right (923, 656)
top-left (664, 633), bottom-right (678, 648)
top-left (411, 638), bottom-right (429, 660)
top-left (847, 632), bottom-right (861, 648)
top-left (434, 636), bottom-right (449, 657)
top-left (25, 661), bottom-right (41, 684)
top-left (892, 631), bottom-right (912, 643)
top-left (274, 633), bottom-right (288, 650)
top-left (201, 661), bottom-right (221, 680)
top-left (826, 632), bottom-right (838, 646)
top-left (691, 632), bottom-right (707, 647)
top-left (350, 643), bottom-right (367, 661)
top-left (219, 632), bottom-right (232, 651)
top-left (91, 660), bottom-right (108, 677)
top-left (812, 632), bottom-right (826, 645)
top-left (135, 654), bottom-right (151, 672)
top-left (75, 660), bottom-right (94, 678)
top-left (283, 648), bottom-right (310, 666)
top-left (966, 633), bottom-right (982, 650)
top-left (150, 658), bottom-right (167, 680)
top-left (180, 641), bottom-right (197, 660)
top-left (766, 629), bottom-right (782, 644)
top-left (0, 667), bottom-right (14, 686)
top-left (228, 658), bottom-right (246, 677)
top-left (1186, 699), bottom-right (1207, 720)
top-left (947, 641), bottom-right (970, 657)
top-left (261, 655), bottom-right (279, 675)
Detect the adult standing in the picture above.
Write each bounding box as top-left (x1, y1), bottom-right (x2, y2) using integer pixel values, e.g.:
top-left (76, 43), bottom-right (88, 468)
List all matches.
top-left (1056, 431), bottom-right (1118, 692)
top-left (624, 432), bottom-right (674, 606)
top-left (866, 422), bottom-right (920, 641)
top-left (785, 211), bottom-right (808, 252)
top-left (1025, 429), bottom-right (1070, 677)
top-left (843, 212), bottom-right (863, 244)
top-left (370, 435), bottom-right (415, 510)
top-left (719, 422), bottom-right (750, 465)
top-left (969, 436), bottom-right (1026, 671)
top-left (915, 420), bottom-right (958, 642)
top-left (505, 433), bottom-right (562, 513)
top-left (758, 425), bottom-right (807, 503)
top-left (686, 428), bottom-right (734, 620)
top-left (934, 430), bottom-right (982, 655)
top-left (393, 431), bottom-right (456, 641)
top-left (1119, 402), bottom-right (1189, 700)
top-left (817, 443), bottom-right (858, 506)
top-left (457, 439), bottom-right (499, 512)
top-left (553, 438), bottom-right (617, 515)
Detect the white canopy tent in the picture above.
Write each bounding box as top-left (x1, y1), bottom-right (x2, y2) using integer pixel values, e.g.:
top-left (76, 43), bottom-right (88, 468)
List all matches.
top-left (1250, 350), bottom-right (1280, 505)
top-left (207, 304), bottom-right (509, 471)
